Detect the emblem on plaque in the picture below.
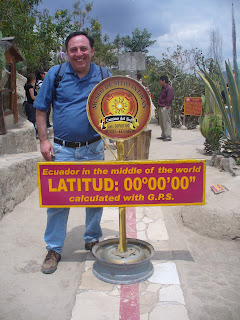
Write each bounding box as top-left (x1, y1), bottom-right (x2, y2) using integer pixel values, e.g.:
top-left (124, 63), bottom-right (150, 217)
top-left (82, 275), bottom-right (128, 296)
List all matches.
top-left (87, 76), bottom-right (151, 140)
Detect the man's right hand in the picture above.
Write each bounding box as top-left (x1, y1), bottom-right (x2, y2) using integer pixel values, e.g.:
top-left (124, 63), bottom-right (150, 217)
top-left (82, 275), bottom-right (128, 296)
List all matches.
top-left (36, 109), bottom-right (54, 161)
top-left (40, 140), bottom-right (54, 161)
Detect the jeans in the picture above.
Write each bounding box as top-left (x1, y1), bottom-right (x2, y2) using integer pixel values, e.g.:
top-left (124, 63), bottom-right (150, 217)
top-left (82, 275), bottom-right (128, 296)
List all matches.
top-left (44, 138), bottom-right (104, 254)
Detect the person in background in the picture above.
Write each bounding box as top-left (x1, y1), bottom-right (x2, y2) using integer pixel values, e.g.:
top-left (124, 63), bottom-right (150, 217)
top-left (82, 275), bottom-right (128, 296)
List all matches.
top-left (136, 71), bottom-right (152, 99)
top-left (34, 31), bottom-right (112, 274)
top-left (35, 69), bottom-right (46, 91)
top-left (36, 69), bottom-right (51, 128)
top-left (24, 73), bottom-right (37, 136)
top-left (221, 84), bottom-right (231, 138)
top-left (157, 75), bottom-right (174, 142)
top-left (136, 71), bottom-right (147, 87)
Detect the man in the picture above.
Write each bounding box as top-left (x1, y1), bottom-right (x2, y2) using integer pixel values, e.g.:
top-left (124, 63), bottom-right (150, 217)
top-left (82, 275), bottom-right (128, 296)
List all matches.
top-left (157, 75), bottom-right (174, 141)
top-left (34, 31), bottom-right (111, 274)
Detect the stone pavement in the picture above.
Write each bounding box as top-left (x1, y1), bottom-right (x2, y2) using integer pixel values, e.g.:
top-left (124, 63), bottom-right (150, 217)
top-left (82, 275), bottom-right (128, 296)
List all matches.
top-left (0, 123), bottom-right (240, 320)
top-left (70, 206), bottom-right (189, 320)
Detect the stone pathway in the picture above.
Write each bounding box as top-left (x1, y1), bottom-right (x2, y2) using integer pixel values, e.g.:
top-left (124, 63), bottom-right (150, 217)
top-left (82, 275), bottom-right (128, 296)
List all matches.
top-left (1, 123), bottom-right (240, 320)
top-left (70, 206), bottom-right (190, 320)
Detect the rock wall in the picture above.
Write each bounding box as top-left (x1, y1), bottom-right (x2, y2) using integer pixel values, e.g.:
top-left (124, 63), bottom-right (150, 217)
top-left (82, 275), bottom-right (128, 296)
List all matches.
top-left (0, 152), bottom-right (42, 218)
top-left (0, 72), bottom-right (43, 219)
top-left (17, 72), bottom-right (27, 118)
top-left (211, 154), bottom-right (240, 176)
top-left (0, 117), bottom-right (37, 155)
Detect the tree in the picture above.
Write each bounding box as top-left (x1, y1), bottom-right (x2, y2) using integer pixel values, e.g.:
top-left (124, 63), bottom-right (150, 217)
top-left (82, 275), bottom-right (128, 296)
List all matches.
top-left (31, 10), bottom-right (57, 70)
top-left (208, 27), bottom-right (223, 66)
top-left (0, 0), bottom-right (41, 69)
top-left (85, 19), bottom-right (118, 68)
top-left (0, 0), bottom-right (40, 29)
top-left (0, 0), bottom-right (40, 46)
top-left (51, 9), bottom-right (73, 65)
top-left (0, 0), bottom-right (56, 72)
top-left (54, 9), bottom-right (73, 48)
top-left (232, 2), bottom-right (237, 69)
top-left (0, 0), bottom-right (119, 72)
top-left (113, 34), bottom-right (122, 53)
top-left (143, 46), bottom-right (207, 128)
top-left (72, 0), bottom-right (93, 31)
top-left (0, 0), bottom-right (75, 71)
top-left (116, 28), bottom-right (156, 53)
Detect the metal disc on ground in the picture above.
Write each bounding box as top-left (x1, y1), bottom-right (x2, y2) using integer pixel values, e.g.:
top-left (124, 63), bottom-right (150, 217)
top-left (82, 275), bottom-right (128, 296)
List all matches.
top-left (92, 238), bottom-right (154, 284)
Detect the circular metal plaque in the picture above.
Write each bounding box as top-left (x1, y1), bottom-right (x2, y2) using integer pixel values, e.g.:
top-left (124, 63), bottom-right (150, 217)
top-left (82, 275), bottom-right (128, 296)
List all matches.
top-left (87, 76), bottom-right (151, 140)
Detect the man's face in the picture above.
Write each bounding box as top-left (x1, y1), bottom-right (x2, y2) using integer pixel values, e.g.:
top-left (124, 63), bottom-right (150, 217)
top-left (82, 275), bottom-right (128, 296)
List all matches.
top-left (67, 35), bottom-right (94, 75)
top-left (160, 79), bottom-right (166, 87)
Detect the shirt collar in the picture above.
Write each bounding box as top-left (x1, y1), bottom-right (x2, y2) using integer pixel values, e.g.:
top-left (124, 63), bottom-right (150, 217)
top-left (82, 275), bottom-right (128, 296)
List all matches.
top-left (67, 62), bottom-right (96, 79)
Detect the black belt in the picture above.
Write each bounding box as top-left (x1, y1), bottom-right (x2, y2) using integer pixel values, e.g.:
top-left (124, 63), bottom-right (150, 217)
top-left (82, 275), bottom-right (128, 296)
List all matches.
top-left (54, 136), bottom-right (101, 148)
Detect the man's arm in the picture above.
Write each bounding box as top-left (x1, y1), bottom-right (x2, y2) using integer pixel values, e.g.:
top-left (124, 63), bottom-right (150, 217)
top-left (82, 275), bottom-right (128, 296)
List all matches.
top-left (36, 109), bottom-right (54, 161)
top-left (165, 86), bottom-right (174, 109)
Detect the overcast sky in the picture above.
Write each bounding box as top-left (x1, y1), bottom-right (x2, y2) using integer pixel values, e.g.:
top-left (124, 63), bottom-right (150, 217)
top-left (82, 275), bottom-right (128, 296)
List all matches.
top-left (38, 0), bottom-right (240, 65)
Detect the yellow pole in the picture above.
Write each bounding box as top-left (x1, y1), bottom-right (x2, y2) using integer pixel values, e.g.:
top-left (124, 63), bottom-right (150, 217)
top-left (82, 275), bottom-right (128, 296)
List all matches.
top-left (117, 140), bottom-right (127, 252)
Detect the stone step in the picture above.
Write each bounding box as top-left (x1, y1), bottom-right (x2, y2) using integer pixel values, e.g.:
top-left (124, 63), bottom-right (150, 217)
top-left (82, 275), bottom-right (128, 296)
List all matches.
top-left (0, 151), bottom-right (43, 219)
top-left (0, 150), bottom-right (43, 219)
top-left (0, 116), bottom-right (38, 156)
top-left (0, 116), bottom-right (46, 219)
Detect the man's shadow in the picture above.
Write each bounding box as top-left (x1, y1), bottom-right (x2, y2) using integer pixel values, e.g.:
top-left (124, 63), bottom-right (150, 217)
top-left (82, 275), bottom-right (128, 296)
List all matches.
top-left (62, 225), bottom-right (119, 262)
top-left (62, 225), bottom-right (194, 263)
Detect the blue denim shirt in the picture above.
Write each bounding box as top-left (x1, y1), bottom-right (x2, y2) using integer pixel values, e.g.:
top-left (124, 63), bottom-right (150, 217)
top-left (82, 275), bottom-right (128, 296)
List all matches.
top-left (34, 62), bottom-right (111, 142)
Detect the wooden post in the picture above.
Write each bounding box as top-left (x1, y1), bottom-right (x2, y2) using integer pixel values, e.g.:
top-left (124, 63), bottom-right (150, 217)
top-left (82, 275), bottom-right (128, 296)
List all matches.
top-left (0, 91), bottom-right (7, 135)
top-left (123, 129), bottom-right (152, 160)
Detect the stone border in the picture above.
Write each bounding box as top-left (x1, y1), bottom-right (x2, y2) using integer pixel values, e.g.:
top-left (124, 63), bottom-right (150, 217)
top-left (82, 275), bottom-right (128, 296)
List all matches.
top-left (210, 154), bottom-right (240, 176)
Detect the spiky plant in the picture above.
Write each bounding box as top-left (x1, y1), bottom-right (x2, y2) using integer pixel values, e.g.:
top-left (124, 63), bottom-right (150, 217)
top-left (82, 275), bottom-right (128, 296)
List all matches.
top-left (198, 60), bottom-right (240, 163)
top-left (200, 85), bottom-right (224, 154)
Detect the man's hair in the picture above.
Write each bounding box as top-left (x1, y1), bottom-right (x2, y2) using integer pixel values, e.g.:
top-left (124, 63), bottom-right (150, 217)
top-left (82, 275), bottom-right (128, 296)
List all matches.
top-left (36, 69), bottom-right (47, 81)
top-left (65, 31), bottom-right (94, 49)
top-left (160, 75), bottom-right (169, 83)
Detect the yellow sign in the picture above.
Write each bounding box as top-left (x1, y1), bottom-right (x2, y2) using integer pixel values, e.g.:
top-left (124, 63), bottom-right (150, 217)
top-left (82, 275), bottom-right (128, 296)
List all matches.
top-left (87, 76), bottom-right (151, 140)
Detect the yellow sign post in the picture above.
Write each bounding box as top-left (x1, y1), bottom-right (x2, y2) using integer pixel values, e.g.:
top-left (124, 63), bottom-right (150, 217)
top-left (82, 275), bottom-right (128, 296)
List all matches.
top-left (87, 76), bottom-right (152, 255)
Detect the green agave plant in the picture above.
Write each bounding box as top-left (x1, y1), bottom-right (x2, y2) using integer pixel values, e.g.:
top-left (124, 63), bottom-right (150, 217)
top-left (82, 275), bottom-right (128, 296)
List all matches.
top-left (197, 60), bottom-right (240, 143)
top-left (200, 84), bottom-right (224, 154)
top-left (200, 86), bottom-right (222, 137)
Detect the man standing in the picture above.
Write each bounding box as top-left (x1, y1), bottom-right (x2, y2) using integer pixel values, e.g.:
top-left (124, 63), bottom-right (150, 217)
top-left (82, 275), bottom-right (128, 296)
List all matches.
top-left (34, 31), bottom-right (111, 274)
top-left (157, 75), bottom-right (174, 141)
